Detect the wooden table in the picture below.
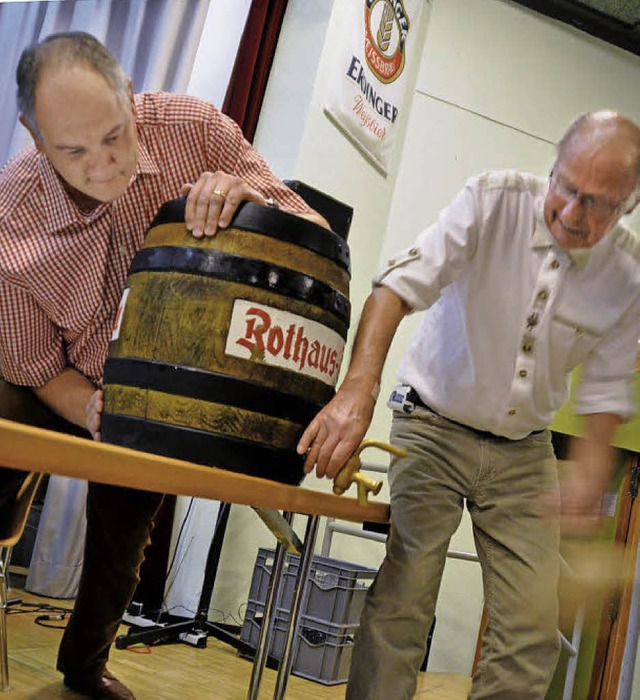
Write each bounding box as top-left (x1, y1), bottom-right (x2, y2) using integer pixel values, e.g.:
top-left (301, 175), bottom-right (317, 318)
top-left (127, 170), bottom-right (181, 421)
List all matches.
top-left (0, 418), bottom-right (390, 699)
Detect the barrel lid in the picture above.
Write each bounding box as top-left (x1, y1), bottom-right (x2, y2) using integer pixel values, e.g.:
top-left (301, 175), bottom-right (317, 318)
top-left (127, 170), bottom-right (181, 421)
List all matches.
top-left (151, 198), bottom-right (351, 275)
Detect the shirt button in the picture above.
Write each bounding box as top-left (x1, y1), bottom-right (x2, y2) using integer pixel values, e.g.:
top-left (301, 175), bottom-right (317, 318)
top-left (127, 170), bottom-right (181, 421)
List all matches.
top-left (388, 258), bottom-right (396, 266)
top-left (536, 289), bottom-right (549, 302)
top-left (408, 247), bottom-right (419, 256)
top-left (522, 342), bottom-right (534, 354)
top-left (519, 369), bottom-right (528, 378)
top-left (508, 408), bottom-right (517, 416)
top-left (119, 246), bottom-right (128, 256)
top-left (550, 259), bottom-right (560, 269)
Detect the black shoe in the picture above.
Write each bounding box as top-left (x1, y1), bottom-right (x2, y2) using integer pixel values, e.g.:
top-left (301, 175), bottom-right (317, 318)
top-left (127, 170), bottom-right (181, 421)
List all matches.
top-left (63, 669), bottom-right (136, 699)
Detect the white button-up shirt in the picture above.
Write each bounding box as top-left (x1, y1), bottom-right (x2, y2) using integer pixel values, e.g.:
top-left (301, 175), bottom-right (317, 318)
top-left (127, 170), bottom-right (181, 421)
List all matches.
top-left (375, 170), bottom-right (640, 439)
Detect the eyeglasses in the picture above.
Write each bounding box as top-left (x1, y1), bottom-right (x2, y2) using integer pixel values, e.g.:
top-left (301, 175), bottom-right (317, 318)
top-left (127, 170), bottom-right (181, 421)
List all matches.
top-left (549, 171), bottom-right (627, 218)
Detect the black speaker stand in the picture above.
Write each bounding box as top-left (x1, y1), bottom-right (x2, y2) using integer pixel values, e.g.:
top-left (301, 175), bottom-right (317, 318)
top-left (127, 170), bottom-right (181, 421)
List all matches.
top-left (115, 502), bottom-right (274, 664)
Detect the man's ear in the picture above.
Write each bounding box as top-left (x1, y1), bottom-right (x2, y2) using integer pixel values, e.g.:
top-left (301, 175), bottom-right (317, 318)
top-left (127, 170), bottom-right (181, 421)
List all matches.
top-left (128, 78), bottom-right (135, 112)
top-left (19, 115), bottom-right (44, 152)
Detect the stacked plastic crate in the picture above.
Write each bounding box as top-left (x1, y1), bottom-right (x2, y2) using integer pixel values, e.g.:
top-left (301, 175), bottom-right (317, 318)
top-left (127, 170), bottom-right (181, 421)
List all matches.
top-left (240, 547), bottom-right (377, 685)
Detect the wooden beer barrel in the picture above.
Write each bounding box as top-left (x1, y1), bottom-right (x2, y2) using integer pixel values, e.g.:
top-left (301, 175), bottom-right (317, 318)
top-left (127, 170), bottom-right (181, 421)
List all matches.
top-left (101, 199), bottom-right (351, 485)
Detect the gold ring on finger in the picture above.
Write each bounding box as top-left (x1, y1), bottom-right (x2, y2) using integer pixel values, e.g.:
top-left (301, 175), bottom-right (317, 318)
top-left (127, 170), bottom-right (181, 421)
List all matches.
top-left (212, 188), bottom-right (227, 199)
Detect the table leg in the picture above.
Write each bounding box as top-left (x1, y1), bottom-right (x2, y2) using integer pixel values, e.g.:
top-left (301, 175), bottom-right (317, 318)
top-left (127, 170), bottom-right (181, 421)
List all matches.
top-left (273, 514), bottom-right (320, 700)
top-left (246, 512), bottom-right (293, 700)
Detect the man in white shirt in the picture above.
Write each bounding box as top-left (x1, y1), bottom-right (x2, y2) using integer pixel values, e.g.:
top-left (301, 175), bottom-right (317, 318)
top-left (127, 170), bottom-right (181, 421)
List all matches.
top-left (298, 110), bottom-right (640, 699)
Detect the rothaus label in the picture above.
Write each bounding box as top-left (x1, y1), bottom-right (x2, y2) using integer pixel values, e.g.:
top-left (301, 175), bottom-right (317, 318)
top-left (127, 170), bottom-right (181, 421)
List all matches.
top-left (225, 299), bottom-right (345, 386)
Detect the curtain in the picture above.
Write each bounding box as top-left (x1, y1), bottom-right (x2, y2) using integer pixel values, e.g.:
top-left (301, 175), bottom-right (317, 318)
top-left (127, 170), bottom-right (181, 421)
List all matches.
top-left (222, 0), bottom-right (289, 142)
top-left (0, 0), bottom-right (210, 168)
top-left (26, 477), bottom-right (87, 598)
top-left (0, 0), bottom-right (210, 598)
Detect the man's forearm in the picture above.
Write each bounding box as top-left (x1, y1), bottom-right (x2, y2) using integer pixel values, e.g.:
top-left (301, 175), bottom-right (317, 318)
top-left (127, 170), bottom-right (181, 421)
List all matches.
top-left (557, 412), bottom-right (624, 533)
top-left (297, 284), bottom-right (409, 477)
top-left (33, 367), bottom-right (96, 430)
top-left (569, 412), bottom-right (623, 489)
top-left (340, 285), bottom-right (410, 399)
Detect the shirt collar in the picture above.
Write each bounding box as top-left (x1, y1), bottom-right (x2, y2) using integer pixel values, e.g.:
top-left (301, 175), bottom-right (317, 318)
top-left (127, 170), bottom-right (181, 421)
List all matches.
top-left (135, 138), bottom-right (160, 177)
top-left (531, 194), bottom-right (591, 271)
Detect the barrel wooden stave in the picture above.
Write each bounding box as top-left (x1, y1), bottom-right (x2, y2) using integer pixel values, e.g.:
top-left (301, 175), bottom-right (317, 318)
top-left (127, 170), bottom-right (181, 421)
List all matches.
top-left (108, 271), bottom-right (345, 405)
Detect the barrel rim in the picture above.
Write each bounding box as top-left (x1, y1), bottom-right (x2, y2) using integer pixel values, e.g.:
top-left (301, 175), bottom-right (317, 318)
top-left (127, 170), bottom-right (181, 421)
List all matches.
top-left (101, 413), bottom-right (306, 485)
top-left (150, 198), bottom-right (351, 275)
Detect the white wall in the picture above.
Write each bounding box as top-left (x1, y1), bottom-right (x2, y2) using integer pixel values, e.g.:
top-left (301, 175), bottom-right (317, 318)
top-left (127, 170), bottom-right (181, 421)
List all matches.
top-left (252, 0), bottom-right (335, 179)
top-left (286, 0), bottom-right (640, 677)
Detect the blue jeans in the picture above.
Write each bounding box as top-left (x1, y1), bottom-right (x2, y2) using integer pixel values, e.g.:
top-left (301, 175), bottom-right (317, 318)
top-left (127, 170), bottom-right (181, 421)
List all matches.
top-left (347, 406), bottom-right (561, 699)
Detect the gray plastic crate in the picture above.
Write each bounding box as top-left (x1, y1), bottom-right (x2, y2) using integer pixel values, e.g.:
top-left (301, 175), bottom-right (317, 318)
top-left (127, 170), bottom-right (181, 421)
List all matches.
top-left (292, 615), bottom-right (358, 685)
top-left (239, 598), bottom-right (266, 650)
top-left (247, 547), bottom-right (376, 625)
top-left (239, 599), bottom-right (291, 660)
top-left (246, 548), bottom-right (297, 611)
top-left (240, 602), bottom-right (358, 684)
top-left (282, 554), bottom-right (376, 625)
top-left (240, 600), bottom-right (289, 659)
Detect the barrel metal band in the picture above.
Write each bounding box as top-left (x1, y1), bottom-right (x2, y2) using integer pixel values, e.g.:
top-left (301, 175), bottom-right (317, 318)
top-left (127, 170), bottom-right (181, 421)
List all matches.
top-left (100, 413), bottom-right (305, 485)
top-left (103, 358), bottom-right (326, 424)
top-left (128, 247), bottom-right (350, 326)
top-left (151, 199), bottom-right (351, 273)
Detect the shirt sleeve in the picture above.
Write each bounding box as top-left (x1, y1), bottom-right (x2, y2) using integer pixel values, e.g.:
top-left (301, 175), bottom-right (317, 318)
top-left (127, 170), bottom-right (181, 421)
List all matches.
top-left (372, 176), bottom-right (482, 311)
top-left (0, 279), bottom-right (66, 386)
top-left (205, 107), bottom-right (311, 214)
top-left (574, 294), bottom-right (640, 419)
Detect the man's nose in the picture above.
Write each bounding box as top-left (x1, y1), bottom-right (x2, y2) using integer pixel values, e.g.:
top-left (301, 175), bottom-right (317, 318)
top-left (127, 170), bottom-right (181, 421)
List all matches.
top-left (561, 195), bottom-right (584, 222)
top-left (87, 149), bottom-right (116, 173)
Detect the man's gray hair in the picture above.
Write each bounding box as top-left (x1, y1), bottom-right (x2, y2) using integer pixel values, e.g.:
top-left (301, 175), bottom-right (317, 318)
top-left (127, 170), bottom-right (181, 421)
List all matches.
top-left (556, 110), bottom-right (640, 200)
top-left (16, 31), bottom-right (129, 138)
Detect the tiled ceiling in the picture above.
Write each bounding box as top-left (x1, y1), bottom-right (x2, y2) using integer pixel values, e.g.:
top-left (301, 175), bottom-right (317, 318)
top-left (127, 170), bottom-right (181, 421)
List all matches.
top-left (511, 0), bottom-right (640, 57)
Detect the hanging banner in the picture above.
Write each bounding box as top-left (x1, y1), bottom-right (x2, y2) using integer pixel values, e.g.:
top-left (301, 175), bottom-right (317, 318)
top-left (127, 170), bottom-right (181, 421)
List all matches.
top-left (324, 0), bottom-right (424, 177)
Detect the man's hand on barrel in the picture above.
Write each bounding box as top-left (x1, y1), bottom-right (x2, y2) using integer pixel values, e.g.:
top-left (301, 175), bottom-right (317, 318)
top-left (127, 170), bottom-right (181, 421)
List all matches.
top-left (297, 378), bottom-right (377, 479)
top-left (85, 389), bottom-right (103, 441)
top-left (33, 368), bottom-right (104, 441)
top-left (181, 171), bottom-right (273, 238)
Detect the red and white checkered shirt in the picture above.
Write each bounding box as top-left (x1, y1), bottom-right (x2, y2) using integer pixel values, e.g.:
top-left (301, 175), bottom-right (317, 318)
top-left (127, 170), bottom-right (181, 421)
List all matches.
top-left (0, 92), bottom-right (310, 387)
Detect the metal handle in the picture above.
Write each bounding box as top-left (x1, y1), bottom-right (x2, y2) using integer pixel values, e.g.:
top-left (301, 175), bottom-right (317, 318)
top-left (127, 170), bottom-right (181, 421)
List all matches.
top-left (333, 439), bottom-right (407, 505)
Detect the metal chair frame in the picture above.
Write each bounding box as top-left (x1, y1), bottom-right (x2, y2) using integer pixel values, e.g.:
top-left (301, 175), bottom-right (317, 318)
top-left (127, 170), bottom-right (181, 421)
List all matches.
top-left (0, 472), bottom-right (43, 691)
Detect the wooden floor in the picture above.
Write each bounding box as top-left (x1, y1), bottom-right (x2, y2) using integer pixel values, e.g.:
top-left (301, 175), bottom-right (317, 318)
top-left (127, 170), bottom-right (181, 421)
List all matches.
top-left (3, 589), bottom-right (472, 699)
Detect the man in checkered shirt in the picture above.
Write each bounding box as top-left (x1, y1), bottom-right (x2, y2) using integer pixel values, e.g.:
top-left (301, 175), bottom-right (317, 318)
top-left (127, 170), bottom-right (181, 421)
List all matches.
top-left (0, 31), bottom-right (328, 700)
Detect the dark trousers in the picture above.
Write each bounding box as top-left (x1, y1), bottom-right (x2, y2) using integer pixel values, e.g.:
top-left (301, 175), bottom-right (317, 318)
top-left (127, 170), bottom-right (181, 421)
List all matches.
top-left (0, 467), bottom-right (33, 536)
top-left (56, 482), bottom-right (164, 680)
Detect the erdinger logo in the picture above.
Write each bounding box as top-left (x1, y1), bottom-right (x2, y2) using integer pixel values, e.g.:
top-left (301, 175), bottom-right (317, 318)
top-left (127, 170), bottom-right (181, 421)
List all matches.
top-left (364, 0), bottom-right (410, 84)
top-left (225, 300), bottom-right (345, 387)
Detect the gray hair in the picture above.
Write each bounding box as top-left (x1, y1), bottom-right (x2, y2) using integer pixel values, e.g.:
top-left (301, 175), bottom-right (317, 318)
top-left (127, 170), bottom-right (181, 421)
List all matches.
top-left (556, 110), bottom-right (640, 202)
top-left (16, 31), bottom-right (129, 138)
